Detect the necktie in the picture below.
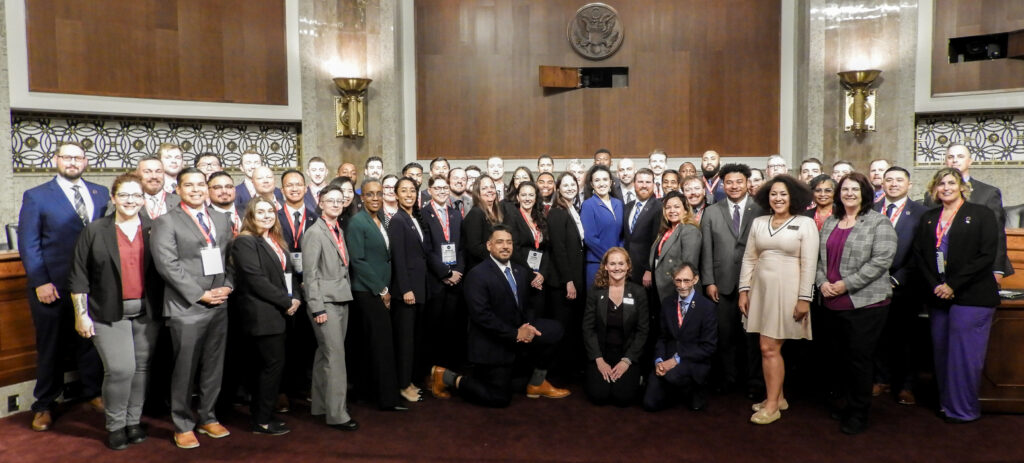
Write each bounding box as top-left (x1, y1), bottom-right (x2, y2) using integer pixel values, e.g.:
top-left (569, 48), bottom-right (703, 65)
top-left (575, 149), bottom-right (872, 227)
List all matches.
top-left (732, 204), bottom-right (741, 235)
top-left (72, 185), bottom-right (89, 225)
top-left (293, 211), bottom-right (302, 238)
top-left (630, 201), bottom-right (643, 233)
top-left (228, 211), bottom-right (238, 235)
top-left (885, 203), bottom-right (896, 218)
top-left (625, 191), bottom-right (634, 204)
top-left (677, 298), bottom-right (684, 327)
top-left (504, 267), bottom-right (518, 305)
top-left (655, 181), bottom-right (662, 198)
top-left (454, 199), bottom-right (464, 216)
top-left (196, 212), bottom-right (216, 246)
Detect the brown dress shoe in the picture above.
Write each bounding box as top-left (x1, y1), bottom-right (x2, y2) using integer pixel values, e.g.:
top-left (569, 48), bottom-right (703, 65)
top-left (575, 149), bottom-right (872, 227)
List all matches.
top-left (31, 411), bottom-right (52, 431)
top-left (88, 397), bottom-right (105, 413)
top-left (526, 380), bottom-right (570, 399)
top-left (174, 431), bottom-right (200, 449)
top-left (871, 383), bottom-right (889, 397)
top-left (275, 394), bottom-right (290, 413)
top-left (897, 389), bottom-right (916, 405)
top-left (197, 422), bottom-right (231, 438)
top-left (429, 366), bottom-right (450, 398)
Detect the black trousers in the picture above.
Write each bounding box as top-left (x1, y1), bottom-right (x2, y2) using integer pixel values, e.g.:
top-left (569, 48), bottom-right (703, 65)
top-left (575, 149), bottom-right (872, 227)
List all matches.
top-left (29, 289), bottom-right (102, 412)
top-left (820, 305), bottom-right (889, 419)
top-left (251, 333), bottom-right (286, 425)
top-left (282, 300), bottom-right (316, 397)
top-left (543, 285), bottom-right (584, 375)
top-left (352, 291), bottom-right (400, 409)
top-left (713, 291), bottom-right (747, 387)
top-left (391, 300), bottom-right (419, 388)
top-left (457, 318), bottom-right (563, 408)
top-left (873, 289), bottom-right (923, 391)
top-left (422, 284), bottom-right (466, 373)
top-left (584, 357), bottom-right (642, 407)
top-left (642, 364), bottom-right (703, 411)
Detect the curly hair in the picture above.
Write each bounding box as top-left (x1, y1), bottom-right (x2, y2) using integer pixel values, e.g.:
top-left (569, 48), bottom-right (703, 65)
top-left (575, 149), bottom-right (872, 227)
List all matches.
top-left (593, 247), bottom-right (631, 288)
top-left (754, 174), bottom-right (813, 216)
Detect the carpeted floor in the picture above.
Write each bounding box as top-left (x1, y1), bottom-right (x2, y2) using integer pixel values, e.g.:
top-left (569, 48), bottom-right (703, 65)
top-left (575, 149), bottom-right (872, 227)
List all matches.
top-left (1, 383), bottom-right (1022, 463)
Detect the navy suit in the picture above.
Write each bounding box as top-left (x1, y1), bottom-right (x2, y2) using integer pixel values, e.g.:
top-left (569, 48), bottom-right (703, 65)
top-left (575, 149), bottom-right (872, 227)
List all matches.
top-left (234, 183), bottom-right (285, 213)
top-left (303, 188), bottom-right (319, 213)
top-left (19, 177), bottom-right (109, 412)
top-left (278, 205), bottom-right (317, 253)
top-left (643, 291), bottom-right (718, 411)
top-left (421, 202), bottom-right (467, 369)
top-left (622, 198), bottom-right (663, 284)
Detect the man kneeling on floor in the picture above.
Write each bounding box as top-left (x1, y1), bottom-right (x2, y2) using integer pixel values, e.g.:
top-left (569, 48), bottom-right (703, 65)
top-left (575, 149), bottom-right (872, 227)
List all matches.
top-left (430, 225), bottom-right (569, 407)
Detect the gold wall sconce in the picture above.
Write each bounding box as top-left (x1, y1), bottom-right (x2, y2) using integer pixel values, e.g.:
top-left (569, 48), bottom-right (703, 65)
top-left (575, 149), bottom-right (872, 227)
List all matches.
top-left (837, 70), bottom-right (881, 134)
top-left (334, 77), bottom-right (372, 137)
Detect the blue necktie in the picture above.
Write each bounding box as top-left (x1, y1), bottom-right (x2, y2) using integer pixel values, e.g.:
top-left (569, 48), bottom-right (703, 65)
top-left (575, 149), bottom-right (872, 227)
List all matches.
top-left (630, 201), bottom-right (643, 233)
top-left (504, 267), bottom-right (518, 305)
top-left (197, 212), bottom-right (217, 246)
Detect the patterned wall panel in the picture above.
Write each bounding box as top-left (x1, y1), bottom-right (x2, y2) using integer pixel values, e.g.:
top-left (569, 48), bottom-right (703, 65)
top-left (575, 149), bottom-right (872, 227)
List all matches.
top-left (916, 112), bottom-right (1024, 165)
top-left (11, 112), bottom-right (301, 173)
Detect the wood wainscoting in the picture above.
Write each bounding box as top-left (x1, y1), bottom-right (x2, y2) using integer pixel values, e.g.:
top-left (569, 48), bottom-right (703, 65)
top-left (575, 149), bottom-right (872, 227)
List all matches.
top-left (0, 252), bottom-right (36, 387)
top-left (981, 228), bottom-right (1024, 412)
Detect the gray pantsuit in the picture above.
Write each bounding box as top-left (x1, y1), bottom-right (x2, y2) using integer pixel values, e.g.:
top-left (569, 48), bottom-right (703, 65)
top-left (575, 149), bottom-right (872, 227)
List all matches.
top-left (308, 303), bottom-right (351, 424)
top-left (92, 305), bottom-right (160, 431)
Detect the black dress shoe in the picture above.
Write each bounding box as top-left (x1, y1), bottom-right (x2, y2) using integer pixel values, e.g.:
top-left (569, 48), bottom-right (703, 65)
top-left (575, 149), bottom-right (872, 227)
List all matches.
top-left (125, 424), bottom-right (147, 444)
top-left (252, 421), bottom-right (290, 436)
top-left (840, 416), bottom-right (867, 435)
top-left (330, 419), bottom-right (360, 431)
top-left (107, 428), bottom-right (129, 450)
top-left (943, 415), bottom-right (978, 424)
top-left (386, 405), bottom-right (409, 411)
top-left (689, 391), bottom-right (708, 411)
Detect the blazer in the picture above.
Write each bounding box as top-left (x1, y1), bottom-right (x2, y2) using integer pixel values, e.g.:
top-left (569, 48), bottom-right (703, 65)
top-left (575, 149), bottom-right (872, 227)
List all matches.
top-left (389, 209), bottom-right (431, 302)
top-left (303, 187), bottom-right (318, 212)
top-left (654, 290), bottom-right (718, 383)
top-left (421, 201), bottom-right (465, 294)
top-left (700, 196), bottom-right (762, 294)
top-left (873, 198), bottom-right (927, 288)
top-left (924, 177), bottom-right (1012, 275)
top-left (18, 177), bottom-right (110, 289)
top-left (461, 206), bottom-right (497, 272)
top-left (278, 205), bottom-right (318, 253)
top-left (622, 197), bottom-right (663, 283)
top-left (464, 257), bottom-right (534, 365)
top-left (68, 214), bottom-right (163, 323)
top-left (230, 234), bottom-right (301, 336)
top-left (913, 201), bottom-right (1000, 308)
top-left (151, 205), bottom-right (234, 318)
top-left (235, 184), bottom-right (285, 213)
top-left (346, 209), bottom-right (392, 294)
top-left (582, 282), bottom-right (649, 364)
top-left (815, 211), bottom-right (898, 308)
top-left (649, 223), bottom-right (702, 301)
top-left (503, 204), bottom-right (552, 278)
top-left (581, 195), bottom-right (624, 264)
top-left (545, 205), bottom-right (585, 290)
top-left (300, 219), bottom-right (354, 318)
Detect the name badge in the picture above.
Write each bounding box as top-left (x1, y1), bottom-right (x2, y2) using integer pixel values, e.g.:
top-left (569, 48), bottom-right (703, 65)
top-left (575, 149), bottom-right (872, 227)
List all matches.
top-left (527, 250), bottom-right (543, 271)
top-left (623, 297), bottom-right (635, 305)
top-left (441, 242), bottom-right (457, 265)
top-left (936, 251), bottom-right (946, 275)
top-left (290, 252), bottom-right (303, 274)
top-left (200, 246), bottom-right (224, 276)
top-left (787, 225), bottom-right (800, 230)
top-left (284, 272), bottom-right (293, 297)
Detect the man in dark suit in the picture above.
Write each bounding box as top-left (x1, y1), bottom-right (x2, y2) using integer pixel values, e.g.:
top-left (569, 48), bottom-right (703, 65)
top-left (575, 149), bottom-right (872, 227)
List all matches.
top-left (428, 225), bottom-right (568, 407)
top-left (622, 168), bottom-right (662, 368)
top-left (303, 157), bottom-right (330, 212)
top-left (700, 150), bottom-right (726, 204)
top-left (18, 141), bottom-right (109, 431)
top-left (643, 263), bottom-right (718, 411)
top-left (871, 166), bottom-right (928, 405)
top-left (421, 176), bottom-right (467, 371)
top-left (699, 163), bottom-right (763, 396)
top-left (137, 155), bottom-right (180, 219)
top-left (235, 150), bottom-right (284, 211)
top-left (152, 168), bottom-right (235, 449)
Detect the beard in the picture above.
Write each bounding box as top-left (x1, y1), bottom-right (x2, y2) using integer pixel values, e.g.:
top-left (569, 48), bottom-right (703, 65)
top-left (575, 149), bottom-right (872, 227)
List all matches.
top-left (702, 165), bottom-right (720, 180)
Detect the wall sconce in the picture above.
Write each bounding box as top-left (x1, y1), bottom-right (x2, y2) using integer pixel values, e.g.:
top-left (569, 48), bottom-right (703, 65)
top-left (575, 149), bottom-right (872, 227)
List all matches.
top-left (333, 77), bottom-right (372, 138)
top-left (837, 70), bottom-right (881, 134)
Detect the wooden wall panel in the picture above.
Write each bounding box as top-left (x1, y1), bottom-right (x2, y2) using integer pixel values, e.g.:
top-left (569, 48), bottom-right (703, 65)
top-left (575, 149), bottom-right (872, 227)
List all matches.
top-left (416, 0), bottom-right (781, 159)
top-left (932, 0), bottom-right (1024, 95)
top-left (0, 254), bottom-right (36, 387)
top-left (25, 0), bottom-right (288, 105)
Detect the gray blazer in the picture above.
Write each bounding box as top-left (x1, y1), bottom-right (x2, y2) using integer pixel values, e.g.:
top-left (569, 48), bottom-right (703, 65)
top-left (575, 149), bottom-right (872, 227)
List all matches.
top-left (301, 219), bottom-right (354, 317)
top-left (815, 210), bottom-right (897, 308)
top-left (700, 196), bottom-right (762, 294)
top-left (649, 223), bottom-right (702, 302)
top-left (152, 205), bottom-right (234, 318)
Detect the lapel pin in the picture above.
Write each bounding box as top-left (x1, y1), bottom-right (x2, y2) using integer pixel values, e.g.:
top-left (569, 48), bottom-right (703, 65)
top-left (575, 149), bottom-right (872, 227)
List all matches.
top-left (965, 216), bottom-right (971, 224)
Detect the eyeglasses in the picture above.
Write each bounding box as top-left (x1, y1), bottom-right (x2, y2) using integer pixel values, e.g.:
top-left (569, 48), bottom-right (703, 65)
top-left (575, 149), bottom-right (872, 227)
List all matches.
top-left (432, 186), bottom-right (449, 192)
top-left (116, 193), bottom-right (144, 201)
top-left (322, 199), bottom-right (345, 205)
top-left (58, 155), bottom-right (87, 163)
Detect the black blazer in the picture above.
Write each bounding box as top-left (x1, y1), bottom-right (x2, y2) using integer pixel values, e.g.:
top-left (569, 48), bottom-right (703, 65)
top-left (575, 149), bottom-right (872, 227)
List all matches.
top-left (873, 199), bottom-right (927, 288)
top-left (68, 215), bottom-right (163, 323)
top-left (913, 201), bottom-right (1000, 308)
top-left (621, 197), bottom-right (663, 283)
top-left (503, 203), bottom-right (552, 279)
top-left (388, 209), bottom-right (431, 302)
top-left (545, 205), bottom-right (585, 290)
top-left (230, 234), bottom-right (301, 336)
top-left (582, 282), bottom-right (649, 364)
top-left (654, 291), bottom-right (718, 383)
top-left (277, 205), bottom-right (318, 253)
top-left (421, 201), bottom-right (465, 292)
top-left (464, 258), bottom-right (534, 365)
top-left (461, 206), bottom-right (496, 273)
top-left (925, 178), bottom-right (1012, 275)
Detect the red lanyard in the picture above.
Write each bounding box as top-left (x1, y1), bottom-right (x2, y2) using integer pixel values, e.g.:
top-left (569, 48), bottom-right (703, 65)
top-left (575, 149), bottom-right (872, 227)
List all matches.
top-left (704, 176), bottom-right (720, 196)
top-left (433, 202), bottom-right (450, 242)
top-left (814, 207), bottom-right (832, 230)
top-left (265, 236), bottom-right (286, 271)
top-left (285, 208), bottom-right (306, 248)
top-left (323, 217), bottom-right (349, 266)
top-left (886, 201), bottom-right (906, 225)
top-left (694, 207), bottom-right (703, 223)
top-left (935, 201), bottom-right (963, 249)
top-left (520, 208), bottom-right (540, 248)
top-left (182, 203), bottom-right (214, 245)
top-left (658, 224), bottom-right (678, 256)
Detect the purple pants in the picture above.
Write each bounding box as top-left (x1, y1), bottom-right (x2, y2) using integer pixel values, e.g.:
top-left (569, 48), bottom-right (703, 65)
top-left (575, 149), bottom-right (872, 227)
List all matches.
top-left (930, 304), bottom-right (995, 421)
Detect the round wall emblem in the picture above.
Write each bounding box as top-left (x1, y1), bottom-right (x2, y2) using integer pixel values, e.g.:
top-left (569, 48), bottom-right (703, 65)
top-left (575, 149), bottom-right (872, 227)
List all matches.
top-left (568, 3), bottom-right (624, 60)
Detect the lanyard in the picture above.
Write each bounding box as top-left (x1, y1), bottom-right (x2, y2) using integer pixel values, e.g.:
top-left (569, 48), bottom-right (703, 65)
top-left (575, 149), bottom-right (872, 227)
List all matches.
top-left (704, 176), bottom-right (720, 196)
top-left (934, 201), bottom-right (963, 249)
top-left (658, 224), bottom-right (678, 256)
top-left (148, 191), bottom-right (166, 219)
top-left (285, 207), bottom-right (306, 248)
top-left (886, 201), bottom-right (906, 225)
top-left (520, 208), bottom-right (541, 248)
top-left (265, 236), bottom-right (286, 271)
top-left (433, 202), bottom-right (450, 242)
top-left (182, 203), bottom-right (214, 245)
top-left (323, 216), bottom-right (349, 266)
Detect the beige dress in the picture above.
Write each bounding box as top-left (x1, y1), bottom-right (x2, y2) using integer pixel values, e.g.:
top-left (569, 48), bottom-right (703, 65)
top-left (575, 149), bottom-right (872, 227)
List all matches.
top-left (738, 214), bottom-right (819, 340)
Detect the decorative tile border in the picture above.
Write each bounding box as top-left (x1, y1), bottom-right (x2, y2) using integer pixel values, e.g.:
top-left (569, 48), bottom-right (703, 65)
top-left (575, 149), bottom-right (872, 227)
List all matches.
top-left (11, 111), bottom-right (302, 173)
top-left (915, 111), bottom-right (1024, 166)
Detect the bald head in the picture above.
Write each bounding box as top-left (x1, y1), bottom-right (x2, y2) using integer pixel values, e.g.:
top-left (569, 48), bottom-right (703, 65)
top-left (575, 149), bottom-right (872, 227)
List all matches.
top-left (944, 144), bottom-right (972, 176)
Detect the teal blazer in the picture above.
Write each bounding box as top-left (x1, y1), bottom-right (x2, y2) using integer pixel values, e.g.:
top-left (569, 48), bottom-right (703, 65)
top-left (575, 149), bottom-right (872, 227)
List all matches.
top-left (346, 210), bottom-right (391, 294)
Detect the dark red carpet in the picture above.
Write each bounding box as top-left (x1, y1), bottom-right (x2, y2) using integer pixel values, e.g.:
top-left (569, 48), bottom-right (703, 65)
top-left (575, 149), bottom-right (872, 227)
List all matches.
top-left (2, 385), bottom-right (1022, 463)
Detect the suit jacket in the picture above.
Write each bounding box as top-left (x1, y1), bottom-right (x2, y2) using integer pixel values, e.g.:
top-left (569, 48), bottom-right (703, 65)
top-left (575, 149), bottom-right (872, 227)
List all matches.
top-left (141, 192), bottom-right (180, 219)
top-left (503, 204), bottom-right (552, 278)
top-left (151, 205), bottom-right (234, 318)
top-left (913, 201), bottom-right (1000, 308)
top-left (464, 257), bottom-right (534, 365)
top-left (388, 209), bottom-right (431, 302)
top-left (234, 183), bottom-right (285, 213)
top-left (278, 205), bottom-right (317, 253)
top-left (230, 234), bottom-right (300, 336)
top-left (421, 201), bottom-right (465, 293)
top-left (346, 209), bottom-right (391, 294)
top-left (545, 205), bottom-right (585, 290)
top-left (700, 197), bottom-right (763, 295)
top-left (622, 198), bottom-right (663, 283)
top-left (873, 198), bottom-right (927, 288)
top-left (654, 290), bottom-right (717, 383)
top-left (581, 195), bottom-right (625, 264)
top-left (303, 187), bottom-right (319, 212)
top-left (301, 219), bottom-right (354, 317)
top-left (68, 214), bottom-right (163, 323)
top-left (582, 282), bottom-right (649, 364)
top-left (18, 177), bottom-right (109, 289)
top-left (924, 177), bottom-right (1012, 275)
top-left (649, 224), bottom-right (702, 300)
top-left (461, 206), bottom-right (496, 273)
top-left (705, 176), bottom-right (726, 204)
top-left (815, 211), bottom-right (898, 308)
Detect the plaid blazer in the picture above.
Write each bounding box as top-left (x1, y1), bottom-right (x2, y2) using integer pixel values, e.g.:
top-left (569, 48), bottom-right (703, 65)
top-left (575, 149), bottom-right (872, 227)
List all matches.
top-left (815, 210), bottom-right (898, 308)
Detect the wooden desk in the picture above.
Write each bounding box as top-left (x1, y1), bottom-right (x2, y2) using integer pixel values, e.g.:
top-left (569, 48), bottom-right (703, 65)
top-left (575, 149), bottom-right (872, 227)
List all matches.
top-left (981, 229), bottom-right (1024, 412)
top-left (0, 251), bottom-right (36, 387)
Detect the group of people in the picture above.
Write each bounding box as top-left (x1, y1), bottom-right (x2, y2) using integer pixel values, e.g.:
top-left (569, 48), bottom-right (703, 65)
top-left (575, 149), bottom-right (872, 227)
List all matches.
top-left (17, 141), bottom-right (1009, 451)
